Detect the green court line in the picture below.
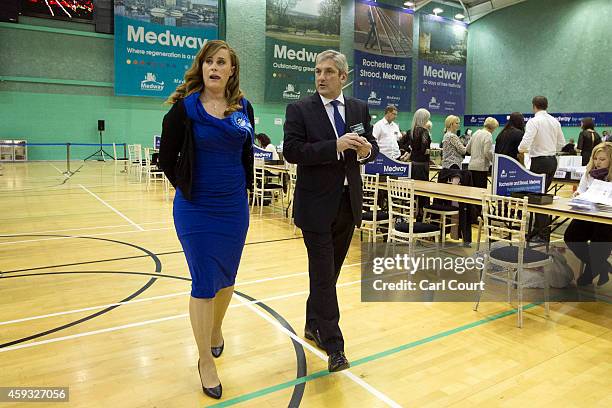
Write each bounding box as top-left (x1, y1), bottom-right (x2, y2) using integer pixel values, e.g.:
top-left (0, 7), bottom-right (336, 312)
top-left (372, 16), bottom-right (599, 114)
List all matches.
top-left (0, 76), bottom-right (113, 88)
top-left (0, 22), bottom-right (113, 39)
top-left (206, 303), bottom-right (538, 407)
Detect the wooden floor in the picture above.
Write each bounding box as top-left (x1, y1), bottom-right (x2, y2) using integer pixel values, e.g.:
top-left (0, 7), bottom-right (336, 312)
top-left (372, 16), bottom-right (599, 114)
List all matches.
top-left (0, 161), bottom-right (611, 408)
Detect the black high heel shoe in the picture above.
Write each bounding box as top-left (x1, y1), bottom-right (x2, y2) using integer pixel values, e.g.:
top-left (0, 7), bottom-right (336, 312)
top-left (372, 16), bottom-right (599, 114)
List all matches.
top-left (211, 342), bottom-right (224, 358)
top-left (198, 359), bottom-right (222, 399)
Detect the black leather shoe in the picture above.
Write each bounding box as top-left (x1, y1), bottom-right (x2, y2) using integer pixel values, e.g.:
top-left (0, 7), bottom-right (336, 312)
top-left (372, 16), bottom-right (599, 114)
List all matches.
top-left (304, 327), bottom-right (324, 350)
top-left (211, 342), bottom-right (224, 358)
top-left (198, 359), bottom-right (222, 400)
top-left (328, 351), bottom-right (350, 372)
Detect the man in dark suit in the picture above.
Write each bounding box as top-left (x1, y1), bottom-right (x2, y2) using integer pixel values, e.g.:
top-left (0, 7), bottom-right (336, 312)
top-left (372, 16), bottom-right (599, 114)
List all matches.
top-left (283, 50), bottom-right (379, 372)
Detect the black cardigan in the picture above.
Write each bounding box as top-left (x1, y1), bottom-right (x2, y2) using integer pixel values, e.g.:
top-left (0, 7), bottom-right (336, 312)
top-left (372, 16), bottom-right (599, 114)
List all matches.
top-left (158, 98), bottom-right (255, 201)
top-left (410, 126), bottom-right (430, 163)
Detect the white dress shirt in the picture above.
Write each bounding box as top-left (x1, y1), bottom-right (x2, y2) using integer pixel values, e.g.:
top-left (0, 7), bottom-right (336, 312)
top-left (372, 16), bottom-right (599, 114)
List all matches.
top-left (373, 117), bottom-right (401, 159)
top-left (319, 92), bottom-right (370, 162)
top-left (518, 110), bottom-right (566, 157)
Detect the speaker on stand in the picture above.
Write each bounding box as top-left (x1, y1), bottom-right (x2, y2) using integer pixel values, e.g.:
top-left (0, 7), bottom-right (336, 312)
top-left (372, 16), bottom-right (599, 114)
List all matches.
top-left (84, 120), bottom-right (115, 161)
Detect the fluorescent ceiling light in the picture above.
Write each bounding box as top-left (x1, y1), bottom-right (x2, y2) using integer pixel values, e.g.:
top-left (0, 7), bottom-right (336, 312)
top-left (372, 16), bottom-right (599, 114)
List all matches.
top-left (433, 7), bottom-right (444, 15)
top-left (455, 13), bottom-right (465, 20)
top-left (404, 1), bottom-right (415, 6)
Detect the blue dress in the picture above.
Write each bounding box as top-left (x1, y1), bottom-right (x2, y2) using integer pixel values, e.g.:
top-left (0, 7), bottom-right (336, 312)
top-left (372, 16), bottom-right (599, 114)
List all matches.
top-left (173, 92), bottom-right (252, 298)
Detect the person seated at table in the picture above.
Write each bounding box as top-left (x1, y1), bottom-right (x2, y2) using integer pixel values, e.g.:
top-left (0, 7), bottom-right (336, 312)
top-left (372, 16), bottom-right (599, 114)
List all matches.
top-left (442, 115), bottom-right (466, 169)
top-left (467, 117), bottom-right (498, 189)
top-left (255, 133), bottom-right (279, 160)
top-left (561, 138), bottom-right (577, 155)
top-left (564, 142), bottom-right (612, 286)
top-left (495, 112), bottom-right (525, 162)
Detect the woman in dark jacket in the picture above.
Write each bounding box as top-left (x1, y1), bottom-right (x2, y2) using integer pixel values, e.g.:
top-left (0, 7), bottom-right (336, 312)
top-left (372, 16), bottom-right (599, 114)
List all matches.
top-left (158, 40), bottom-right (254, 400)
top-left (494, 112), bottom-right (525, 162)
top-left (577, 117), bottom-right (602, 166)
top-left (409, 108), bottom-right (432, 213)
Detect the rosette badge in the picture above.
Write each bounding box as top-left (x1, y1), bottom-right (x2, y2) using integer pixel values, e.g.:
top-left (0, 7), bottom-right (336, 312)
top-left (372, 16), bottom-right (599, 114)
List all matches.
top-left (230, 111), bottom-right (253, 137)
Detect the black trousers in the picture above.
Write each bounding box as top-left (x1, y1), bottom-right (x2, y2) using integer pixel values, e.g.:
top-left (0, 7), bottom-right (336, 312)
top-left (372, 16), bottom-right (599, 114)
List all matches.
top-left (564, 219), bottom-right (612, 280)
top-left (470, 170), bottom-right (488, 220)
top-left (302, 189), bottom-right (355, 354)
top-left (529, 156), bottom-right (557, 239)
top-left (470, 170), bottom-right (488, 189)
top-left (411, 162), bottom-right (430, 216)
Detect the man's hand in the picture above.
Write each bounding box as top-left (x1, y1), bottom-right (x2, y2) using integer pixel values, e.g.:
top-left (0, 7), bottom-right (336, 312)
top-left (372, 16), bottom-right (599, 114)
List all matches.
top-left (357, 137), bottom-right (372, 159)
top-left (337, 133), bottom-right (365, 153)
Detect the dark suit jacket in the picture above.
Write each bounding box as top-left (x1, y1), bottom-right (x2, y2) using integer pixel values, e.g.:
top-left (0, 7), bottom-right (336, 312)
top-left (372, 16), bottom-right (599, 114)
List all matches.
top-left (283, 93), bottom-right (379, 233)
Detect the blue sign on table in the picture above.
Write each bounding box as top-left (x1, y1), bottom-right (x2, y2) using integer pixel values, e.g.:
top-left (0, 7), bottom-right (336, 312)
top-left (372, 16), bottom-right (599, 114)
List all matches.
top-left (492, 154), bottom-right (545, 196)
top-left (364, 153), bottom-right (411, 177)
top-left (153, 135), bottom-right (161, 150)
top-left (253, 145), bottom-right (273, 160)
top-left (465, 112), bottom-right (612, 128)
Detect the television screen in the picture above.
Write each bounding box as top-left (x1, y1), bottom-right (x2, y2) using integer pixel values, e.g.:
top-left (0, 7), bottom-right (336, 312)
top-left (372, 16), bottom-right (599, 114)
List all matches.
top-left (22, 0), bottom-right (94, 22)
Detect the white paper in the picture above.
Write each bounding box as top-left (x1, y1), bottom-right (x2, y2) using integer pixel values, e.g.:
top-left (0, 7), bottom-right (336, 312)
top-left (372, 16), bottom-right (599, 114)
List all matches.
top-left (574, 179), bottom-right (612, 207)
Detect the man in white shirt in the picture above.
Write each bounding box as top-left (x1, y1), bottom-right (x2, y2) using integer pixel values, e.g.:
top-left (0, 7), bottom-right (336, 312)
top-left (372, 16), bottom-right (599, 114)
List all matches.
top-left (372, 105), bottom-right (401, 159)
top-left (518, 95), bottom-right (566, 240)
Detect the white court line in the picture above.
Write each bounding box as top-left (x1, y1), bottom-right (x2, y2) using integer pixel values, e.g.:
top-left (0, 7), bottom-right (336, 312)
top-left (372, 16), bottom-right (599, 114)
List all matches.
top-left (0, 291), bottom-right (190, 326)
top-left (0, 216), bottom-right (292, 246)
top-left (0, 279), bottom-right (364, 354)
top-left (234, 294), bottom-right (403, 408)
top-left (48, 163), bottom-right (65, 175)
top-left (0, 262), bottom-right (363, 326)
top-left (79, 184), bottom-right (145, 231)
top-left (0, 220), bottom-right (172, 238)
top-left (0, 227), bottom-right (173, 246)
top-left (0, 216), bottom-right (283, 242)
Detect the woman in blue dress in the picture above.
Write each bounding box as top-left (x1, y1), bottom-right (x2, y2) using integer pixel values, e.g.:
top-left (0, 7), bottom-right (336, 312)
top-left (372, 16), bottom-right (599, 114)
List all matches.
top-left (159, 40), bottom-right (254, 400)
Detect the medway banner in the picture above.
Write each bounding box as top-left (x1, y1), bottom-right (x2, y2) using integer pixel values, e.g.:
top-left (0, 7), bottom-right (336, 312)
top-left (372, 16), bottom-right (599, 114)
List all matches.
top-left (416, 14), bottom-right (467, 115)
top-left (492, 154), bottom-right (545, 196)
top-left (264, 0), bottom-right (340, 103)
top-left (353, 0), bottom-right (413, 111)
top-left (465, 112), bottom-right (612, 128)
top-left (114, 0), bottom-right (219, 98)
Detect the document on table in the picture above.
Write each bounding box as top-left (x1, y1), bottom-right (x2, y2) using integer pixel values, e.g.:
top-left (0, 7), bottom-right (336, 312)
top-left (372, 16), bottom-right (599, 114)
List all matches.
top-left (570, 179), bottom-right (612, 211)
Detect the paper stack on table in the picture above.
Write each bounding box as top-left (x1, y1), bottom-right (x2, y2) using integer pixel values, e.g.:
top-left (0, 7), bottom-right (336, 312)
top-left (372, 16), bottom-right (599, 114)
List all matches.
top-left (570, 179), bottom-right (612, 212)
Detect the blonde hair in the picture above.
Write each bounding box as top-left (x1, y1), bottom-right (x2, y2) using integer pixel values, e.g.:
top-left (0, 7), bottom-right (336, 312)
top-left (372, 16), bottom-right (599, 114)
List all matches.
top-left (586, 142), bottom-right (612, 180)
top-left (424, 120), bottom-right (432, 130)
top-left (165, 40), bottom-right (244, 116)
top-left (444, 115), bottom-right (460, 131)
top-left (484, 117), bottom-right (499, 131)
